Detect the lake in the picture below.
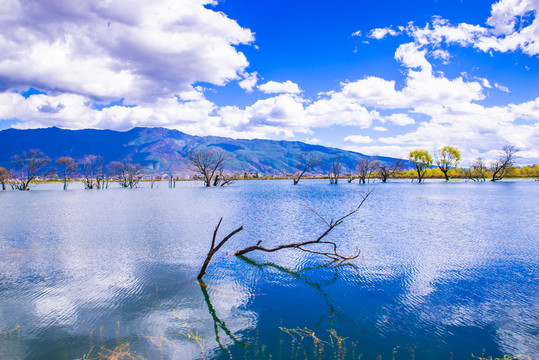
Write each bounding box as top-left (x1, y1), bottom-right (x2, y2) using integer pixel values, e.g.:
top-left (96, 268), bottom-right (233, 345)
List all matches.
top-left (0, 179), bottom-right (538, 360)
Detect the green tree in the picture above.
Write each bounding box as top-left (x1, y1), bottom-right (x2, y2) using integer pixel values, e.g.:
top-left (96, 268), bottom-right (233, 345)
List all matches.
top-left (436, 146), bottom-right (461, 181)
top-left (409, 149), bottom-right (433, 183)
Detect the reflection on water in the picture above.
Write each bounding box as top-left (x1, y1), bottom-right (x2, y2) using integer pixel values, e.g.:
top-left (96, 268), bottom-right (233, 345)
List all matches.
top-left (0, 180), bottom-right (538, 359)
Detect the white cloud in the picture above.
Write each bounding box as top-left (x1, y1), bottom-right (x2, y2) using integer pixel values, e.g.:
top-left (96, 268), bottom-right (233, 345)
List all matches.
top-left (495, 83), bottom-right (511, 93)
top-left (399, 1), bottom-right (539, 56)
top-left (385, 113), bottom-right (416, 126)
top-left (306, 138), bottom-right (321, 145)
top-left (0, 0), bottom-right (254, 102)
top-left (431, 49), bottom-right (451, 63)
top-left (238, 72), bottom-right (259, 93)
top-left (351, 30), bottom-right (362, 37)
top-left (258, 80), bottom-right (302, 94)
top-left (368, 27), bottom-right (399, 39)
top-left (344, 135), bottom-right (374, 144)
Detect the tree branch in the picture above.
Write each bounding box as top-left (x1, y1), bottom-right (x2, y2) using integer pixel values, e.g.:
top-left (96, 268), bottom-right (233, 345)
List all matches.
top-left (234, 189), bottom-right (373, 261)
top-left (197, 218), bottom-right (244, 279)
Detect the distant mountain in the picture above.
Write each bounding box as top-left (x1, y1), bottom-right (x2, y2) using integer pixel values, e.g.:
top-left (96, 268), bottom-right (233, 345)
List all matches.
top-left (0, 127), bottom-right (405, 175)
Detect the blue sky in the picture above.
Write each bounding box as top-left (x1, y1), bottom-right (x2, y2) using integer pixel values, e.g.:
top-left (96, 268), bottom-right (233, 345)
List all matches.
top-left (0, 0), bottom-right (538, 163)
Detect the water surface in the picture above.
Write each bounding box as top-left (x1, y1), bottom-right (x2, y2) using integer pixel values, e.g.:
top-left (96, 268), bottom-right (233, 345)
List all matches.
top-left (0, 180), bottom-right (538, 359)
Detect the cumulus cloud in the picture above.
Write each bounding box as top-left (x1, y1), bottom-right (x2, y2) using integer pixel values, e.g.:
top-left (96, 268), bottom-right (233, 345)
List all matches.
top-left (0, 0), bottom-right (254, 102)
top-left (402, 1), bottom-right (539, 56)
top-left (258, 80), bottom-right (302, 94)
top-left (238, 72), bottom-right (259, 93)
top-left (1, 0), bottom-right (538, 164)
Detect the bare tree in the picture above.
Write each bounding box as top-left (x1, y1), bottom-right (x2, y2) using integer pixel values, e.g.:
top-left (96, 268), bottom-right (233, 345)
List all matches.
top-left (150, 174), bottom-right (162, 189)
top-left (464, 158), bottom-right (487, 182)
top-left (11, 149), bottom-right (53, 191)
top-left (56, 157), bottom-right (78, 190)
top-left (378, 159), bottom-right (404, 183)
top-left (109, 161), bottom-right (144, 188)
top-left (293, 152), bottom-right (322, 185)
top-left (490, 145), bottom-right (519, 181)
top-left (189, 149), bottom-right (230, 187)
top-left (168, 172), bottom-right (176, 188)
top-left (356, 157), bottom-right (379, 184)
top-left (0, 167), bottom-right (8, 190)
top-left (327, 155), bottom-right (343, 184)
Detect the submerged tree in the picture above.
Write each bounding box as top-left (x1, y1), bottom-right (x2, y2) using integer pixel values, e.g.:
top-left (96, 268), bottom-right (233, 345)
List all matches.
top-left (377, 159), bottom-right (404, 183)
top-left (189, 149), bottom-right (230, 187)
top-left (327, 155), bottom-right (343, 184)
top-left (11, 149), bottom-right (53, 190)
top-left (436, 146), bottom-right (461, 181)
top-left (356, 157), bottom-right (379, 184)
top-left (109, 161), bottom-right (144, 188)
top-left (408, 149), bottom-right (433, 183)
top-left (294, 152), bottom-right (322, 185)
top-left (490, 145), bottom-right (519, 181)
top-left (464, 158), bottom-right (488, 182)
top-left (56, 156), bottom-right (78, 190)
top-left (82, 155), bottom-right (105, 189)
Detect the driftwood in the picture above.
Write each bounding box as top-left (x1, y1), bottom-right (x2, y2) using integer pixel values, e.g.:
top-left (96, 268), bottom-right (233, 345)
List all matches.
top-left (234, 190), bottom-right (373, 260)
top-left (197, 190), bottom-right (372, 279)
top-left (197, 218), bottom-right (244, 279)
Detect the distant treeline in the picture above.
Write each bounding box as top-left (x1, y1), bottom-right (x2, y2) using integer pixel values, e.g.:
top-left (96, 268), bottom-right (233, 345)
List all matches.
top-left (0, 145), bottom-right (537, 191)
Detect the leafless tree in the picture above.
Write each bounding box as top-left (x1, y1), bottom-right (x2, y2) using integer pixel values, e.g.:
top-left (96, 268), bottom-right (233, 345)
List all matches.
top-left (11, 149), bottom-right (53, 191)
top-left (109, 161), bottom-right (144, 188)
top-left (189, 149), bottom-right (230, 187)
top-left (378, 159), bottom-right (404, 183)
top-left (0, 167), bottom-right (8, 190)
top-left (82, 155), bottom-right (99, 189)
top-left (168, 172), bottom-right (176, 188)
top-left (464, 158), bottom-right (488, 182)
top-left (356, 157), bottom-right (379, 184)
top-left (55, 157), bottom-right (78, 190)
top-left (293, 152), bottom-right (322, 185)
top-left (490, 145), bottom-right (519, 181)
top-left (150, 174), bottom-right (162, 189)
top-left (327, 155), bottom-right (343, 184)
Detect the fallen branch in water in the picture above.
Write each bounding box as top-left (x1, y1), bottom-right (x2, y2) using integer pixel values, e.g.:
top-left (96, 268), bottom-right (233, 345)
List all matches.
top-left (234, 189), bottom-right (373, 261)
top-left (197, 218), bottom-right (244, 280)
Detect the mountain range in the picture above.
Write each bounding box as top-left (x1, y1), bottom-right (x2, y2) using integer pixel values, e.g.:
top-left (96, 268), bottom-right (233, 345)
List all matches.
top-left (0, 127), bottom-right (405, 175)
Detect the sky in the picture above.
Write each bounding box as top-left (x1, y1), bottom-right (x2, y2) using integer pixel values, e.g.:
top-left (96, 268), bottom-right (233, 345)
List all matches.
top-left (0, 0), bottom-right (538, 164)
